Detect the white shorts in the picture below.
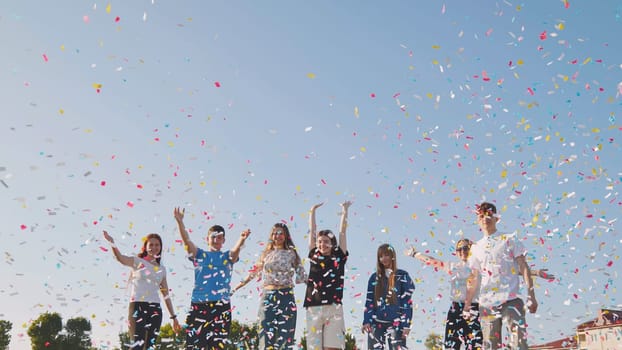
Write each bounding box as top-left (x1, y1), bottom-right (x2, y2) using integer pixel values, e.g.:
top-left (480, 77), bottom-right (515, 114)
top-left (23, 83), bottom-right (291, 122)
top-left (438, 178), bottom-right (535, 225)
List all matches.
top-left (305, 304), bottom-right (346, 349)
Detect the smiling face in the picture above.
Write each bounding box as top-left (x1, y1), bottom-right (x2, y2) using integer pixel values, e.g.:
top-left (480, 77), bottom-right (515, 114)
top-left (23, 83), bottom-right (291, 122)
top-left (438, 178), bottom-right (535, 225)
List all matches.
top-left (145, 237), bottom-right (162, 258)
top-left (455, 239), bottom-right (471, 262)
top-left (316, 235), bottom-right (334, 256)
top-left (271, 227), bottom-right (287, 248)
top-left (207, 232), bottom-right (225, 251)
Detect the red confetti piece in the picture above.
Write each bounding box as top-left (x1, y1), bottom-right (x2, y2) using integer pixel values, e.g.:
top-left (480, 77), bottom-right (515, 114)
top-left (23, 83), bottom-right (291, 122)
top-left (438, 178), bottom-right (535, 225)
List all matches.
top-left (20, 224), bottom-right (27, 230)
top-left (214, 81), bottom-right (221, 87)
top-left (539, 31), bottom-right (547, 40)
top-left (607, 261), bottom-right (613, 267)
top-left (370, 93), bottom-right (376, 98)
top-left (100, 181), bottom-right (106, 186)
top-left (115, 16), bottom-right (120, 22)
top-left (320, 179), bottom-right (326, 184)
top-left (137, 184), bottom-right (143, 189)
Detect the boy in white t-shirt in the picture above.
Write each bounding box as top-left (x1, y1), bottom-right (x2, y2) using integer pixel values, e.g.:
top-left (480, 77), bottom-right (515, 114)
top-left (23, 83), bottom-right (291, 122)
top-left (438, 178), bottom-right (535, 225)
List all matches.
top-left (463, 202), bottom-right (538, 350)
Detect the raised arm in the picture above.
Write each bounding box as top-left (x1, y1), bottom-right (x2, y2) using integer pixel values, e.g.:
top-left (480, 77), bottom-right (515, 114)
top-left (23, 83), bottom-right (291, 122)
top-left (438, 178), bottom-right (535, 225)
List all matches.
top-left (229, 228), bottom-right (251, 263)
top-left (531, 268), bottom-right (556, 281)
top-left (102, 230), bottom-right (134, 267)
top-left (517, 255), bottom-right (538, 313)
top-left (159, 277), bottom-right (181, 332)
top-left (232, 260), bottom-right (262, 294)
top-left (404, 246), bottom-right (450, 274)
top-left (173, 207), bottom-right (197, 258)
top-left (308, 202), bottom-right (323, 251)
top-left (338, 201), bottom-right (352, 253)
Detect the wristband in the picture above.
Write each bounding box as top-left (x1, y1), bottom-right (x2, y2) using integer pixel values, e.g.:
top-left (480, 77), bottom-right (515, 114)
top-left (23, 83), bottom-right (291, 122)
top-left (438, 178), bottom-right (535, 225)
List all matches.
top-left (170, 315), bottom-right (177, 319)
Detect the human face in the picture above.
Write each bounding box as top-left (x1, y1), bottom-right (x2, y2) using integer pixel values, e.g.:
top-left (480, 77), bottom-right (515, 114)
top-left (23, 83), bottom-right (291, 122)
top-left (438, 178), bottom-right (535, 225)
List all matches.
top-left (477, 211), bottom-right (498, 234)
top-left (456, 245), bottom-right (470, 262)
top-left (207, 232), bottom-right (225, 251)
top-left (379, 252), bottom-right (393, 269)
top-left (271, 228), bottom-right (286, 248)
top-left (145, 238), bottom-right (161, 258)
top-left (316, 235), bottom-right (333, 256)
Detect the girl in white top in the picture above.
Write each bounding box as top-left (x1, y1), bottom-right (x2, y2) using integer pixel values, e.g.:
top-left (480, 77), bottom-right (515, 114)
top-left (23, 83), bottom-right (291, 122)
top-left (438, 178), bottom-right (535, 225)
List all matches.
top-left (233, 223), bottom-right (307, 349)
top-left (103, 231), bottom-right (181, 350)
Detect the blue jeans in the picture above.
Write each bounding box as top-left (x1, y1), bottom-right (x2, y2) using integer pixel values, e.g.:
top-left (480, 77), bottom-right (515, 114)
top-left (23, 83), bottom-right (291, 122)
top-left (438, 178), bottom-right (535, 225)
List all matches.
top-left (258, 288), bottom-right (297, 349)
top-left (367, 322), bottom-right (407, 350)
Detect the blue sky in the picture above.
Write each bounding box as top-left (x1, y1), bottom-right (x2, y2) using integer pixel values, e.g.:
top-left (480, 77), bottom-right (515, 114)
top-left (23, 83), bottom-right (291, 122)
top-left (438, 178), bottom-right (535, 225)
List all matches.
top-left (1, 1), bottom-right (620, 349)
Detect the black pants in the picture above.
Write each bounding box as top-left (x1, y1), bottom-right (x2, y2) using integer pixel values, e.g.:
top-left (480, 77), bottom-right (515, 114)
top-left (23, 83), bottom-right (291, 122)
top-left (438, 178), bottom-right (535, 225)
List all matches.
top-left (444, 302), bottom-right (482, 350)
top-left (128, 302), bottom-right (162, 350)
top-left (185, 301), bottom-right (231, 350)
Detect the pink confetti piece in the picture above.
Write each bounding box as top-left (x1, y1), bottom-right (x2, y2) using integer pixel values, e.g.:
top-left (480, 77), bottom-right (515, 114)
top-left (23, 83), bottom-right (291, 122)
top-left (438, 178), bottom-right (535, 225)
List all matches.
top-left (527, 87), bottom-right (535, 95)
top-left (214, 81), bottom-right (221, 87)
top-left (370, 93), bottom-right (376, 98)
top-left (99, 246), bottom-right (109, 252)
top-left (320, 179), bottom-right (326, 184)
top-left (100, 181), bottom-right (106, 186)
top-left (83, 15), bottom-right (89, 23)
top-left (539, 31), bottom-right (547, 40)
top-left (42, 54), bottom-right (48, 62)
top-left (20, 224), bottom-right (27, 230)
top-left (126, 201), bottom-right (134, 208)
top-left (115, 16), bottom-right (120, 22)
top-left (136, 184), bottom-right (143, 189)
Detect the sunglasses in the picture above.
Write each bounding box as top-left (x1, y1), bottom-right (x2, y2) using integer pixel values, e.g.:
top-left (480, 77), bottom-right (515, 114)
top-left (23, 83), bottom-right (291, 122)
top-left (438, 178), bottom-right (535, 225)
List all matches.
top-left (456, 247), bottom-right (470, 252)
top-left (273, 230), bottom-right (285, 236)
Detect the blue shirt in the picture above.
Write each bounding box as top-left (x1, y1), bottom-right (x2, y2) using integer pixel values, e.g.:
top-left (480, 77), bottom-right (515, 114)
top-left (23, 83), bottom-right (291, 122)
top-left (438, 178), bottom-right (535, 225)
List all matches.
top-left (190, 248), bottom-right (235, 302)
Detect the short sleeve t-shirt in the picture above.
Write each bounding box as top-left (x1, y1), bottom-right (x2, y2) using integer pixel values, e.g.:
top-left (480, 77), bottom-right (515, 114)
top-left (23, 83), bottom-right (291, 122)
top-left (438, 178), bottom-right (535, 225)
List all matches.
top-left (468, 231), bottom-right (527, 307)
top-left (303, 247), bottom-right (348, 308)
top-left (191, 248), bottom-right (235, 303)
top-left (448, 260), bottom-right (478, 303)
top-left (129, 257), bottom-right (165, 304)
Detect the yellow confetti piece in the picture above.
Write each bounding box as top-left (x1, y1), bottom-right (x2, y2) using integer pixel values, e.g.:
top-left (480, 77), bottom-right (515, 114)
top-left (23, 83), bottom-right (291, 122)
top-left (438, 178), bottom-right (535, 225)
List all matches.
top-left (360, 146), bottom-right (366, 152)
top-left (501, 169), bottom-right (508, 178)
top-left (582, 57), bottom-right (592, 65)
top-left (591, 128), bottom-right (601, 133)
top-left (306, 73), bottom-right (316, 79)
top-left (354, 106), bottom-right (359, 118)
top-left (555, 22), bottom-right (565, 30)
top-left (517, 59), bottom-right (524, 65)
top-left (592, 199), bottom-right (601, 204)
top-left (106, 3), bottom-right (111, 13)
top-left (58, 109), bottom-right (64, 115)
top-left (432, 45), bottom-right (441, 49)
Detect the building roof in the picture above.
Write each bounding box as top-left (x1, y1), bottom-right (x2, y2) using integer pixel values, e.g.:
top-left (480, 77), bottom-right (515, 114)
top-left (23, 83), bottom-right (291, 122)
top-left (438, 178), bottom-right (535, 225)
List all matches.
top-left (576, 308), bottom-right (622, 330)
top-left (529, 336), bottom-right (577, 349)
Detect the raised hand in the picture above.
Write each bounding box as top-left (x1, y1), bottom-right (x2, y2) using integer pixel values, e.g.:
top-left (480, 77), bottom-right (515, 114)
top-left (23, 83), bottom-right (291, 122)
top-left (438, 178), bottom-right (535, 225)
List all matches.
top-left (103, 230), bottom-right (114, 244)
top-left (173, 207), bottom-right (185, 222)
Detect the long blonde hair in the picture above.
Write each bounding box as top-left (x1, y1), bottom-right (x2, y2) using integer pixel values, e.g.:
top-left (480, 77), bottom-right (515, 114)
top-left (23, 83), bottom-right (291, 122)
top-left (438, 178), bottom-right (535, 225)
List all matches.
top-left (374, 244), bottom-right (397, 305)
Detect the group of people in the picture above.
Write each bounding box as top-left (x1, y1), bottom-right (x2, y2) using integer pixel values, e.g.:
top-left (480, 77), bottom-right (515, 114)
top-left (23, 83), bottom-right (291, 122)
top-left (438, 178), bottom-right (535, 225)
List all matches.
top-left (103, 200), bottom-right (552, 350)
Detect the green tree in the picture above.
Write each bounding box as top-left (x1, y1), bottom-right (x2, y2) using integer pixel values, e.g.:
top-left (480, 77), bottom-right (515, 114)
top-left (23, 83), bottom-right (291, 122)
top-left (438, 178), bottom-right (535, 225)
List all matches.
top-left (0, 320), bottom-right (12, 350)
top-left (227, 319), bottom-right (259, 349)
top-left (299, 331), bottom-right (358, 350)
top-left (27, 312), bottom-right (63, 350)
top-left (424, 332), bottom-right (443, 350)
top-left (156, 323), bottom-right (185, 349)
top-left (118, 331), bottom-right (130, 350)
top-left (62, 317), bottom-right (92, 350)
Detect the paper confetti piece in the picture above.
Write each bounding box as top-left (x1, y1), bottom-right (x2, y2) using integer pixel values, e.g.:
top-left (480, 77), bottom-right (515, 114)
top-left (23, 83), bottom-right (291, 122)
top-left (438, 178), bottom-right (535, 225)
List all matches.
top-left (306, 73), bottom-right (316, 79)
